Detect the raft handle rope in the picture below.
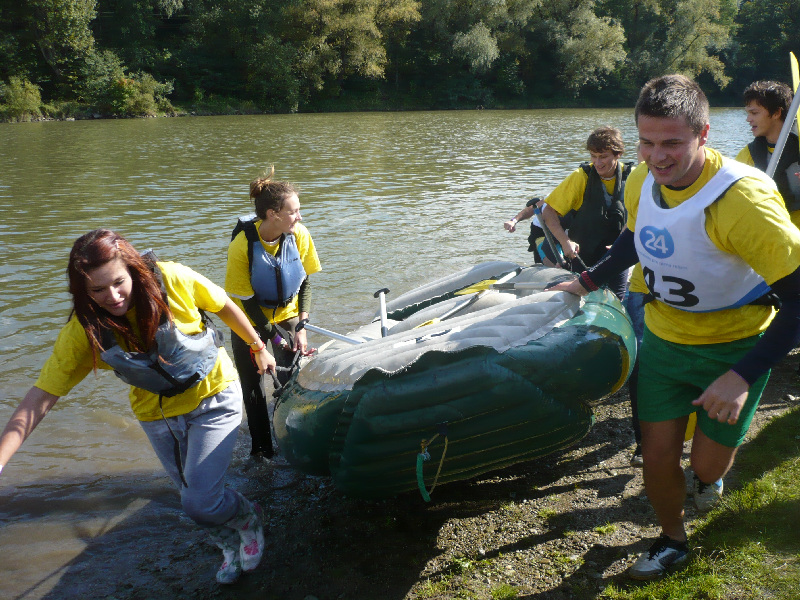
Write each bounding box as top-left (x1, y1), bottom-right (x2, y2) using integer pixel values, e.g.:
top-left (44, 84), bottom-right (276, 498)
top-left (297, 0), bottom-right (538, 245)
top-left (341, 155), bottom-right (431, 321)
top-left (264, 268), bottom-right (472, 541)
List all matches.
top-left (271, 353), bottom-right (302, 408)
top-left (248, 342), bottom-right (289, 394)
top-left (416, 423), bottom-right (449, 502)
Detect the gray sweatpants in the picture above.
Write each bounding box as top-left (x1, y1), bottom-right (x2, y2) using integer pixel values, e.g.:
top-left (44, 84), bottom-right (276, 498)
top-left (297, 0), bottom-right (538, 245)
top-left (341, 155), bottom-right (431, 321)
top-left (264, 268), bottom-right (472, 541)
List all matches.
top-left (139, 381), bottom-right (243, 526)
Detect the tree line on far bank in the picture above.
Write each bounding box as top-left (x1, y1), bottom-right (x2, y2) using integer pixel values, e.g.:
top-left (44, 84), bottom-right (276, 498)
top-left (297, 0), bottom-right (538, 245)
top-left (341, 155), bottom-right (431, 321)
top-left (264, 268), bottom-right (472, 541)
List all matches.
top-left (0, 0), bottom-right (797, 121)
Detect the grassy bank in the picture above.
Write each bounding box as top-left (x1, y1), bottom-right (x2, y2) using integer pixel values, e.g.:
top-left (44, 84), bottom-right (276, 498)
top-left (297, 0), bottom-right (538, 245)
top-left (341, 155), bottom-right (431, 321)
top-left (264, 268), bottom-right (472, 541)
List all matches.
top-left (602, 404), bottom-right (800, 600)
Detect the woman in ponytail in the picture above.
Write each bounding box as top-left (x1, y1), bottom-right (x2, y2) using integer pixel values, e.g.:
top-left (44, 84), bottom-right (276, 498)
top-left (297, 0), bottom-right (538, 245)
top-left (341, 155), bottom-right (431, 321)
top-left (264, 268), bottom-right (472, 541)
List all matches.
top-left (225, 167), bottom-right (321, 460)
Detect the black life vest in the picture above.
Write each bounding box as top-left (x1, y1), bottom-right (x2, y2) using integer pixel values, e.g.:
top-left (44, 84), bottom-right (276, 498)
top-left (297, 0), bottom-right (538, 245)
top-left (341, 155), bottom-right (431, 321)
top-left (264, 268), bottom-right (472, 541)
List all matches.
top-left (567, 161), bottom-right (633, 266)
top-left (748, 134), bottom-right (800, 211)
top-left (99, 252), bottom-right (223, 397)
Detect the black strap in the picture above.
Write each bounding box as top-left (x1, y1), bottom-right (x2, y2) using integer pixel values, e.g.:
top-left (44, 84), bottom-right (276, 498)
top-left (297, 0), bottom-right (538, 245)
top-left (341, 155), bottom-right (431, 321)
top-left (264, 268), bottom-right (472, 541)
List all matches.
top-left (149, 359), bottom-right (203, 397)
top-left (198, 308), bottom-right (224, 347)
top-left (748, 291), bottom-right (782, 308)
top-left (241, 220), bottom-right (260, 276)
top-left (231, 218), bottom-right (261, 277)
top-left (274, 237), bottom-right (286, 306)
top-left (749, 137), bottom-right (770, 171)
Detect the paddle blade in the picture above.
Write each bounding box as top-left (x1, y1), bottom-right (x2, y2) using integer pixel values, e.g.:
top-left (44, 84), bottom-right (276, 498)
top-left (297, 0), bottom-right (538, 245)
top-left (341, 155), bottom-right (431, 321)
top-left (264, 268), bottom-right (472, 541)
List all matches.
top-left (454, 279), bottom-right (496, 295)
top-left (791, 52), bottom-right (799, 152)
top-left (685, 411), bottom-right (697, 441)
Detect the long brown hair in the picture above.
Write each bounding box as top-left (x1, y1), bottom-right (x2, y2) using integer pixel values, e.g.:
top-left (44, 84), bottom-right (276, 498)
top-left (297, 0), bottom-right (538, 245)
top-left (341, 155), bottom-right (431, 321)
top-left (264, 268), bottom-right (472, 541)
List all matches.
top-left (67, 229), bottom-right (172, 364)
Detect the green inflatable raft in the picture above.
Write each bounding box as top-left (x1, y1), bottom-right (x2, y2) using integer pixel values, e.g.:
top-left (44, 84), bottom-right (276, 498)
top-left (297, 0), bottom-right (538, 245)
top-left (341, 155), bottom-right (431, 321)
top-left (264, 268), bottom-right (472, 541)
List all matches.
top-left (272, 262), bottom-right (636, 499)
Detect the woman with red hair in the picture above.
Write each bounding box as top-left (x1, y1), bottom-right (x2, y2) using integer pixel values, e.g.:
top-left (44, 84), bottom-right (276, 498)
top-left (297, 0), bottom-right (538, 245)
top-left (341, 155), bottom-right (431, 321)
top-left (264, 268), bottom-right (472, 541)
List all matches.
top-left (0, 229), bottom-right (276, 585)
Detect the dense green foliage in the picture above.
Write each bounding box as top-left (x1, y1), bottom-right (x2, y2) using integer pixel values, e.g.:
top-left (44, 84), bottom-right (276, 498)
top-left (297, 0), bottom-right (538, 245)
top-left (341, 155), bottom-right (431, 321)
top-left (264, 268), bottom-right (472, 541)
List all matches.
top-left (0, 0), bottom-right (798, 119)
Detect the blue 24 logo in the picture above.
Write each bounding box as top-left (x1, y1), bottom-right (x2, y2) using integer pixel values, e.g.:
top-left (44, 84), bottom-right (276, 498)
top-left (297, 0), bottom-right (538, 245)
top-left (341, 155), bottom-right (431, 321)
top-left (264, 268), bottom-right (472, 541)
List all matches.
top-left (639, 226), bottom-right (674, 258)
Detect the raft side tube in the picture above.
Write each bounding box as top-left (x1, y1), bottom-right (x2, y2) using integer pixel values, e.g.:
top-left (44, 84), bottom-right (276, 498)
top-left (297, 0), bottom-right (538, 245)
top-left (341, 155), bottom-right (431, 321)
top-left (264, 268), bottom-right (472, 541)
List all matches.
top-left (331, 363), bottom-right (595, 497)
top-left (273, 277), bottom-right (636, 497)
top-left (298, 290), bottom-right (582, 393)
top-left (336, 423), bottom-right (593, 498)
top-left (383, 260), bottom-right (522, 320)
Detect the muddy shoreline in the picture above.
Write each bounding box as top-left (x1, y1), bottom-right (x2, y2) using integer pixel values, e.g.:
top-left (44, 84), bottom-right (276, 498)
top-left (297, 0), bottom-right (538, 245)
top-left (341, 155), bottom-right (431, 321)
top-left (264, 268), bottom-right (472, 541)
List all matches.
top-left (12, 355), bottom-right (799, 600)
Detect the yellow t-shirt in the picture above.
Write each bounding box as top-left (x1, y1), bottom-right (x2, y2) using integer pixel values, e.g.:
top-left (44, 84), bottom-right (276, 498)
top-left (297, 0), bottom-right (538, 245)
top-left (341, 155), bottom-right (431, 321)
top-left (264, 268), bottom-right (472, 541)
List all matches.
top-left (35, 261), bottom-right (237, 421)
top-left (626, 149), bottom-right (800, 345)
top-left (225, 221), bottom-right (321, 325)
top-left (624, 166), bottom-right (650, 294)
top-left (736, 145), bottom-right (800, 229)
top-left (735, 145), bottom-right (755, 166)
top-left (627, 263), bottom-right (648, 294)
top-left (545, 165), bottom-right (617, 217)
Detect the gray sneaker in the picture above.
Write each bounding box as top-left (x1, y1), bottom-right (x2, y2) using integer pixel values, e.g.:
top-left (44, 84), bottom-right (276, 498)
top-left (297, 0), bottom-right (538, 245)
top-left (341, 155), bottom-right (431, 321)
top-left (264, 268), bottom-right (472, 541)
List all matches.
top-left (693, 474), bottom-right (723, 513)
top-left (628, 534), bottom-right (689, 580)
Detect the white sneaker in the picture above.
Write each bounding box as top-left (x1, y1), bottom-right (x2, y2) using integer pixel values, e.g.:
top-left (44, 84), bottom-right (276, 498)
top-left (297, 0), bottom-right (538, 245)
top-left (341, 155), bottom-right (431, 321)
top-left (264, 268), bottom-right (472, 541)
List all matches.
top-left (207, 525), bottom-right (243, 584)
top-left (216, 547), bottom-right (243, 584)
top-left (226, 493), bottom-right (266, 572)
top-left (628, 534), bottom-right (689, 580)
top-left (693, 474), bottom-right (723, 513)
top-left (629, 444), bottom-right (643, 468)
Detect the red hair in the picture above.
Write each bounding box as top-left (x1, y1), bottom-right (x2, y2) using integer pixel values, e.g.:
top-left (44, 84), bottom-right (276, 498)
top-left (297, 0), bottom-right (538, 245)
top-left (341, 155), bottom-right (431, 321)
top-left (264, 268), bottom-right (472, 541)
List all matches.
top-left (67, 229), bottom-right (172, 365)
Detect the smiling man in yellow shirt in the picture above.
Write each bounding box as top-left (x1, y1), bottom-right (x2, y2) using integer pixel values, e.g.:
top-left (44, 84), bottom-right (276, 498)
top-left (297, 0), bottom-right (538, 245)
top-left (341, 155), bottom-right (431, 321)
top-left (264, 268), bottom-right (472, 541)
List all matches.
top-left (551, 74), bottom-right (800, 580)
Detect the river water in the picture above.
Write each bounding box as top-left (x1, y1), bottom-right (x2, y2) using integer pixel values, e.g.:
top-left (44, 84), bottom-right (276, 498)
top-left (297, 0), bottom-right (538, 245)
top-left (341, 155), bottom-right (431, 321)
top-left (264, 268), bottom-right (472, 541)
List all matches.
top-left (0, 108), bottom-right (751, 596)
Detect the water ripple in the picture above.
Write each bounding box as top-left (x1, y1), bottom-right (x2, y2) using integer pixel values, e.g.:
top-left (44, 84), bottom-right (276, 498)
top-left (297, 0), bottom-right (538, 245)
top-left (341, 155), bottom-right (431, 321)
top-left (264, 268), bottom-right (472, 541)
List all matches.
top-left (0, 107), bottom-right (752, 477)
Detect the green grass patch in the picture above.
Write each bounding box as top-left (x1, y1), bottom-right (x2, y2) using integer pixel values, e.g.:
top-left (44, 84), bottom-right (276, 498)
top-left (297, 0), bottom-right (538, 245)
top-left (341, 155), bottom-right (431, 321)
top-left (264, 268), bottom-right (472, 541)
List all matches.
top-left (537, 507), bottom-right (558, 520)
top-left (595, 523), bottom-right (618, 535)
top-left (417, 576), bottom-right (452, 598)
top-left (600, 405), bottom-right (800, 599)
top-left (490, 583), bottom-right (519, 599)
top-left (449, 556), bottom-right (475, 574)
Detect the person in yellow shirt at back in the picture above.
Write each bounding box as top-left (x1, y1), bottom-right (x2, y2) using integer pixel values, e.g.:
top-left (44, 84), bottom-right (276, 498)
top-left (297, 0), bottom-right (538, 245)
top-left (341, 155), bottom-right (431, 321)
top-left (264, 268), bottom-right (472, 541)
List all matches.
top-left (551, 74), bottom-right (800, 580)
top-left (735, 80), bottom-right (800, 227)
top-left (541, 126), bottom-right (635, 300)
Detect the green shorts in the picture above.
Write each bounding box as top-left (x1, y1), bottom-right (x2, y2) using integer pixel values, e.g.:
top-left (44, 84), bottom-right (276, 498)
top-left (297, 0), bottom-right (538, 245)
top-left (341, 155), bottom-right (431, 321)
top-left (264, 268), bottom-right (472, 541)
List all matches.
top-left (637, 327), bottom-right (768, 447)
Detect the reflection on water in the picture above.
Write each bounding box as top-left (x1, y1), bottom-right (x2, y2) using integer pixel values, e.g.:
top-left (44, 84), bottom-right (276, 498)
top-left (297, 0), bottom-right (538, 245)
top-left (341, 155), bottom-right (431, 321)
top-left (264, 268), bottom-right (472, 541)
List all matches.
top-left (0, 108), bottom-right (751, 596)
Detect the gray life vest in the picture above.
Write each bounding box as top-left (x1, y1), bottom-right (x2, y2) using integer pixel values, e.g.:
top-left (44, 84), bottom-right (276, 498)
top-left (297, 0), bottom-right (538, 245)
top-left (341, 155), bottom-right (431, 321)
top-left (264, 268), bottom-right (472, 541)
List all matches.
top-left (99, 253), bottom-right (224, 397)
top-left (231, 217), bottom-right (307, 309)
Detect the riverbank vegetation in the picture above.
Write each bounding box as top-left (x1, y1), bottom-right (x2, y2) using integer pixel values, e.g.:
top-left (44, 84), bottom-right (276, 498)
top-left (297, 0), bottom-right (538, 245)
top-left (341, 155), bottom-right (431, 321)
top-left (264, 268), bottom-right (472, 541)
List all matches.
top-left (0, 0), bottom-right (797, 121)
